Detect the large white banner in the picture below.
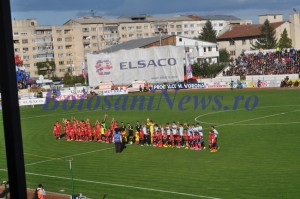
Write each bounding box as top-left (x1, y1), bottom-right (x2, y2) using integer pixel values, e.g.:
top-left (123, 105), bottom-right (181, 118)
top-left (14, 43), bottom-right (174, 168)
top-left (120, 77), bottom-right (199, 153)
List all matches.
top-left (87, 46), bottom-right (185, 86)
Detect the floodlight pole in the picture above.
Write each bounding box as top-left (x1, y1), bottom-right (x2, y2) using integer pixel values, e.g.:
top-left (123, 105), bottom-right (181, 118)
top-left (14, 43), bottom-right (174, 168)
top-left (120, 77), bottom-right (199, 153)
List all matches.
top-left (68, 159), bottom-right (74, 199)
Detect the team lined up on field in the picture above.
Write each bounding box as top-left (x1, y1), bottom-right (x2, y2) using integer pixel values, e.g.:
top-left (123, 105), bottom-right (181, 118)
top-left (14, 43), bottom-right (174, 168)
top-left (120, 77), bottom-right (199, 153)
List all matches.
top-left (53, 115), bottom-right (219, 152)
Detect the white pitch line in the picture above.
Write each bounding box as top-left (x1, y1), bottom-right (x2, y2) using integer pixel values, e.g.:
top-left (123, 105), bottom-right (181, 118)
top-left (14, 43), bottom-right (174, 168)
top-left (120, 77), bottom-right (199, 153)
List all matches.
top-left (194, 104), bottom-right (300, 121)
top-left (25, 147), bottom-right (114, 167)
top-left (195, 106), bottom-right (300, 127)
top-left (217, 110), bottom-right (300, 127)
top-left (226, 121), bottom-right (300, 126)
top-left (0, 169), bottom-right (220, 199)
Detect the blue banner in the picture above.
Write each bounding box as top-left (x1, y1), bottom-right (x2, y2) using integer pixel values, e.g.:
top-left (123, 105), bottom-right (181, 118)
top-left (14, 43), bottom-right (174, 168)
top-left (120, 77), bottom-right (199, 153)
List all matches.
top-left (152, 82), bottom-right (205, 90)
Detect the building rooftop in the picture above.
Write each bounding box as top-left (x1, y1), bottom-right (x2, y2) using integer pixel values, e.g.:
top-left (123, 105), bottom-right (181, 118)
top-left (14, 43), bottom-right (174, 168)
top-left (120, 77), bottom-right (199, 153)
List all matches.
top-left (259, 14), bottom-right (283, 16)
top-left (64, 15), bottom-right (196, 25)
top-left (202, 15), bottom-right (240, 21)
top-left (99, 35), bottom-right (173, 53)
top-left (217, 21), bottom-right (286, 40)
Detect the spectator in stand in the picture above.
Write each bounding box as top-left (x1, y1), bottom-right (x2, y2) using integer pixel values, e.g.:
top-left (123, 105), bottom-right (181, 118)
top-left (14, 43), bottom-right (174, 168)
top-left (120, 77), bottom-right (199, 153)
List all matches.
top-left (223, 49), bottom-right (300, 76)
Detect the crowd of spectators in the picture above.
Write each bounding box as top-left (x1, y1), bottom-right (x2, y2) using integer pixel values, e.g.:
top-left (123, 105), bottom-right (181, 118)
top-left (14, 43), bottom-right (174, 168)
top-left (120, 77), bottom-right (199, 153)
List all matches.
top-left (223, 49), bottom-right (300, 76)
top-left (16, 66), bottom-right (31, 89)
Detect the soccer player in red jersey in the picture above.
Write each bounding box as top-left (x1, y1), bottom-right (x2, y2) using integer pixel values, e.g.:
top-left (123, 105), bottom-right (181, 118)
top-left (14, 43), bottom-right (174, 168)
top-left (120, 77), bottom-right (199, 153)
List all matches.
top-left (183, 129), bottom-right (189, 149)
top-left (53, 124), bottom-right (58, 139)
top-left (139, 129), bottom-right (145, 146)
top-left (175, 132), bottom-right (181, 148)
top-left (55, 121), bottom-right (61, 139)
top-left (209, 130), bottom-right (217, 152)
top-left (152, 131), bottom-right (158, 146)
top-left (162, 132), bottom-right (168, 147)
top-left (157, 129), bottom-right (163, 148)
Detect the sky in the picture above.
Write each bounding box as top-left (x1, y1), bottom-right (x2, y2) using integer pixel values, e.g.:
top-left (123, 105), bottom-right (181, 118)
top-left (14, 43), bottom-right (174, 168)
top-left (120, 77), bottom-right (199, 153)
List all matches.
top-left (10, 0), bottom-right (300, 25)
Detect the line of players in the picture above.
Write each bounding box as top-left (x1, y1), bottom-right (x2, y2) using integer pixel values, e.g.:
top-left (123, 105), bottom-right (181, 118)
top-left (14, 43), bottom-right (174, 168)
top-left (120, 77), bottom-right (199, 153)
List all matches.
top-left (52, 115), bottom-right (218, 152)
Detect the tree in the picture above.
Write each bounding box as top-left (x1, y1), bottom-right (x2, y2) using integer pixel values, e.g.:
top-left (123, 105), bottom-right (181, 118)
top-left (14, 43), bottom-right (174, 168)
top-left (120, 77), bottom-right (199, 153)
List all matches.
top-left (219, 49), bottom-right (230, 62)
top-left (36, 59), bottom-right (56, 78)
top-left (197, 20), bottom-right (217, 43)
top-left (252, 19), bottom-right (277, 49)
top-left (63, 72), bottom-right (85, 86)
top-left (191, 62), bottom-right (225, 78)
top-left (277, 28), bottom-right (292, 49)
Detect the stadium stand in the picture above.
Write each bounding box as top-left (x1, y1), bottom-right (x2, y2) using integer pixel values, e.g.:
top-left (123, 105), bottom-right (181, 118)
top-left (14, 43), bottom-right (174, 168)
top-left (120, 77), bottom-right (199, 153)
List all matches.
top-left (223, 49), bottom-right (300, 76)
top-left (15, 55), bottom-right (31, 89)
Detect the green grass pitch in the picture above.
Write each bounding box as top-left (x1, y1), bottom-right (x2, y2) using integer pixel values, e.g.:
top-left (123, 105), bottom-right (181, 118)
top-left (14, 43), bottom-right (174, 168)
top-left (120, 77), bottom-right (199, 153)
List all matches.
top-left (0, 89), bottom-right (300, 199)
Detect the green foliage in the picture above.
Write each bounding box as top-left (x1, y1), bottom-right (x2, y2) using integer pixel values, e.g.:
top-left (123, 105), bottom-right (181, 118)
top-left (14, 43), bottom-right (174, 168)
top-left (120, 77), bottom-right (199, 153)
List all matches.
top-left (192, 62), bottom-right (225, 77)
top-left (252, 19), bottom-right (277, 49)
top-left (36, 60), bottom-right (56, 77)
top-left (63, 72), bottom-right (85, 86)
top-left (277, 28), bottom-right (293, 49)
top-left (51, 76), bottom-right (61, 82)
top-left (219, 48), bottom-right (230, 62)
top-left (197, 20), bottom-right (217, 43)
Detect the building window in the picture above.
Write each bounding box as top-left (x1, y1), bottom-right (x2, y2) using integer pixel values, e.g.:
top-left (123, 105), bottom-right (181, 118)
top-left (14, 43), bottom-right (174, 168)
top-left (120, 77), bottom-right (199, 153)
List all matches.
top-left (176, 25), bottom-right (182, 28)
top-left (184, 24), bottom-right (188, 28)
top-left (91, 27), bottom-right (97, 31)
top-left (82, 28), bottom-right (89, 32)
top-left (92, 35), bottom-right (97, 39)
top-left (22, 47), bottom-right (29, 52)
top-left (144, 25), bottom-right (148, 29)
top-left (58, 53), bottom-right (64, 57)
top-left (219, 23), bottom-right (223, 26)
top-left (242, 40), bottom-right (246, 45)
top-left (184, 31), bottom-right (188, 35)
top-left (249, 39), bottom-right (253, 44)
top-left (170, 25), bottom-right (174, 28)
top-left (229, 40), bottom-right (235, 45)
top-left (179, 38), bottom-right (182, 42)
top-left (22, 39), bottom-right (28, 44)
top-left (59, 69), bottom-right (65, 72)
top-left (56, 30), bottom-right (62, 34)
top-left (58, 46), bottom-right (63, 49)
top-left (65, 37), bottom-right (72, 42)
top-left (66, 45), bottom-right (72, 49)
top-left (57, 38), bottom-right (62, 42)
top-left (230, 50), bottom-right (236, 56)
top-left (59, 61), bottom-right (64, 65)
top-left (190, 24), bottom-right (194, 28)
top-left (208, 47), bottom-right (212, 51)
top-left (204, 48), bottom-right (206, 52)
top-left (23, 56), bottom-right (30, 60)
top-left (13, 32), bottom-right (19, 36)
top-left (136, 26), bottom-right (142, 29)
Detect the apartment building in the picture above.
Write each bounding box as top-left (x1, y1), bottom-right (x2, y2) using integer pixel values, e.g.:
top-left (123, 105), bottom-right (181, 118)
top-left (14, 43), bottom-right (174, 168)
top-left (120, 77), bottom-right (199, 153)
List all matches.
top-left (12, 14), bottom-right (244, 78)
top-left (217, 11), bottom-right (300, 58)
